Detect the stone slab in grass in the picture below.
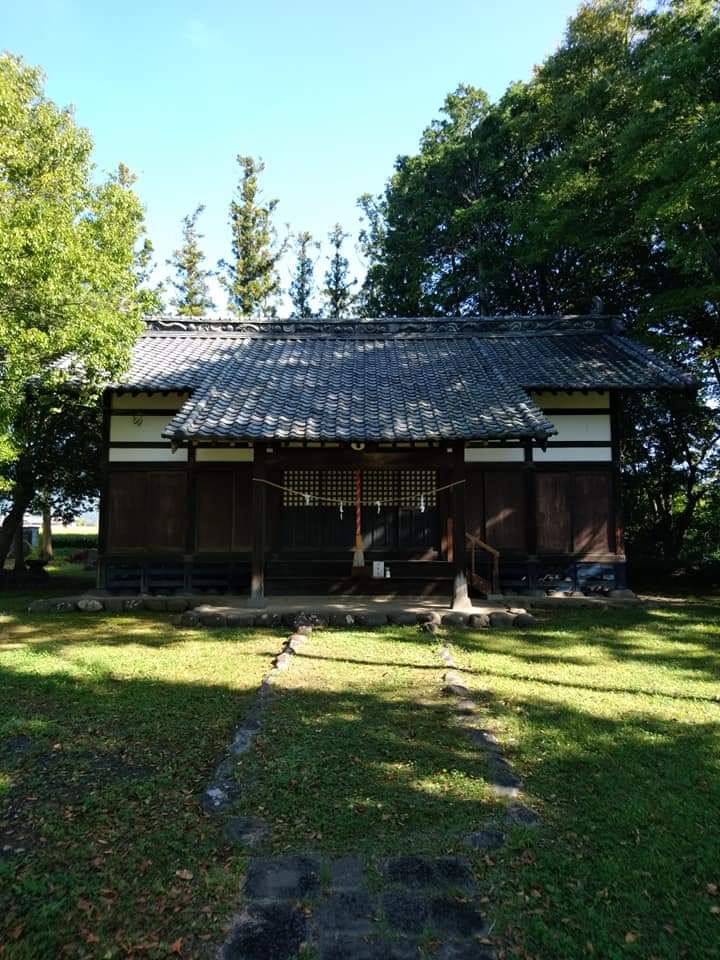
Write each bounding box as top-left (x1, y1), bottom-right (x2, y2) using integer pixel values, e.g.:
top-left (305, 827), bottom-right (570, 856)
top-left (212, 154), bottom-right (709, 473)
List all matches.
top-left (223, 816), bottom-right (268, 848)
top-left (221, 900), bottom-right (307, 960)
top-left (318, 934), bottom-right (420, 960)
top-left (244, 856), bottom-right (323, 900)
top-left (441, 612), bottom-right (469, 627)
top-left (387, 611), bottom-right (420, 626)
top-left (466, 827), bottom-right (505, 850)
top-left (328, 856), bottom-right (366, 891)
top-left (314, 889), bottom-right (377, 935)
top-left (428, 896), bottom-right (487, 938)
top-left (381, 856), bottom-right (476, 894)
top-left (435, 943), bottom-right (495, 960)
top-left (381, 888), bottom-right (429, 933)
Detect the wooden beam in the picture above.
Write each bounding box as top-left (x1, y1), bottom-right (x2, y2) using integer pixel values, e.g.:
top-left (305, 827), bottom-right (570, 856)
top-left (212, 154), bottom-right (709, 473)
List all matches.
top-left (249, 444), bottom-right (267, 607)
top-left (451, 444), bottom-right (470, 609)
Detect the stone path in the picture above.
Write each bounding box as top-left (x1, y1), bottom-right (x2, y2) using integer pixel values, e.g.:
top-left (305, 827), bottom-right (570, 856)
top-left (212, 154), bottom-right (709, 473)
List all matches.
top-left (221, 855), bottom-right (493, 960)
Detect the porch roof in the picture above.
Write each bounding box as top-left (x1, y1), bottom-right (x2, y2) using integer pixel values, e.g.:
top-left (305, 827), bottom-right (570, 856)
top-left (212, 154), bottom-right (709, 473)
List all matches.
top-left (116, 316), bottom-right (692, 443)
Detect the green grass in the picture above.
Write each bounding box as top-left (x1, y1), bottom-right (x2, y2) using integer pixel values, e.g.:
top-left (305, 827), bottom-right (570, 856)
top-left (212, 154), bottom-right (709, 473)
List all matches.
top-left (445, 604), bottom-right (720, 959)
top-left (0, 606), bottom-right (280, 959)
top-left (232, 627), bottom-right (496, 855)
top-left (1, 598), bottom-right (719, 959)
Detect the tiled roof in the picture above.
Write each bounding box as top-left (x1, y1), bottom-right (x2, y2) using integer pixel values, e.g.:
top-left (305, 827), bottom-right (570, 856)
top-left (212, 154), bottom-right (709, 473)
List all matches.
top-left (116, 317), bottom-right (692, 443)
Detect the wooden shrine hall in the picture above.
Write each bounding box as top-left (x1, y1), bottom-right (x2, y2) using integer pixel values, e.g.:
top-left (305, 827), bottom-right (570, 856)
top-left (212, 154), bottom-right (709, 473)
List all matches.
top-left (99, 315), bottom-right (690, 606)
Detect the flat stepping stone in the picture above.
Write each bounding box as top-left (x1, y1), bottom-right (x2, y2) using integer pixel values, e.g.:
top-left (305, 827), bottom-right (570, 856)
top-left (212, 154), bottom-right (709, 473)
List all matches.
top-left (223, 816), bottom-right (268, 848)
top-left (466, 827), bottom-right (505, 850)
top-left (328, 856), bottom-right (366, 891)
top-left (454, 699), bottom-right (478, 715)
top-left (319, 934), bottom-right (419, 960)
top-left (314, 889), bottom-right (377, 935)
top-left (486, 757), bottom-right (522, 798)
top-left (466, 728), bottom-right (501, 751)
top-left (428, 896), bottom-right (487, 938)
top-left (381, 856), bottom-right (476, 894)
top-left (244, 856), bottom-right (322, 900)
top-left (381, 888), bottom-right (429, 933)
top-left (435, 943), bottom-right (495, 960)
top-left (505, 802), bottom-right (541, 828)
top-left (442, 683), bottom-right (470, 698)
top-left (221, 900), bottom-right (307, 959)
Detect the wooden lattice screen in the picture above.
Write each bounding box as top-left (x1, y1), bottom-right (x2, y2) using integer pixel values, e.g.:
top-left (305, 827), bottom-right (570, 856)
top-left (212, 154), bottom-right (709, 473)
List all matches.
top-left (283, 470), bottom-right (437, 509)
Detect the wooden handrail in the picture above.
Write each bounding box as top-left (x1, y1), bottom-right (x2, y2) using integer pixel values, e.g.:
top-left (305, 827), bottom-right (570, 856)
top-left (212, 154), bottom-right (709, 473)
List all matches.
top-left (466, 533), bottom-right (500, 593)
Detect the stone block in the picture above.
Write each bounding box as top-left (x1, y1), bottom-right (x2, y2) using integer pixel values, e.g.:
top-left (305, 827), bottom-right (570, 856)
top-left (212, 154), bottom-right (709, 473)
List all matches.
top-left (315, 890), bottom-right (377, 935)
top-left (223, 816), bottom-right (268, 848)
top-left (221, 900), bottom-right (307, 960)
top-left (419, 621), bottom-right (440, 634)
top-left (123, 597), bottom-right (145, 611)
top-left (226, 612), bottom-right (258, 628)
top-left (441, 612), bottom-right (469, 627)
top-left (328, 612), bottom-right (356, 628)
top-left (442, 683), bottom-right (470, 698)
top-left (417, 610), bottom-right (441, 625)
top-left (428, 895), bottom-right (487, 938)
top-left (77, 598), bottom-right (103, 612)
top-left (514, 613), bottom-right (537, 628)
top-left (381, 856), bottom-right (476, 893)
top-left (488, 611), bottom-right (516, 628)
top-left (180, 610), bottom-right (201, 627)
top-left (199, 611), bottom-right (227, 627)
top-left (354, 612), bottom-right (388, 628)
top-left (466, 827), bottom-right (505, 850)
top-left (387, 611), bottom-right (419, 626)
top-left (143, 597), bottom-right (167, 612)
top-left (101, 597), bottom-right (127, 612)
top-left (243, 856), bottom-right (322, 900)
top-left (165, 596), bottom-right (190, 612)
top-left (255, 612), bottom-right (283, 628)
top-left (468, 613), bottom-right (490, 628)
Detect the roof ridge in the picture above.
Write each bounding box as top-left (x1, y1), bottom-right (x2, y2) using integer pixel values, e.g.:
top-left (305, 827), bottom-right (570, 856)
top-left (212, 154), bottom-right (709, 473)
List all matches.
top-left (143, 315), bottom-right (622, 338)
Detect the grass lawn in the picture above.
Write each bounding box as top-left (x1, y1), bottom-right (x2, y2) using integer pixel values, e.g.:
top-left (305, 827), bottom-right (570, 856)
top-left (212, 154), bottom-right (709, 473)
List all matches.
top-left (0, 597), bottom-right (281, 959)
top-left (1, 595), bottom-right (719, 959)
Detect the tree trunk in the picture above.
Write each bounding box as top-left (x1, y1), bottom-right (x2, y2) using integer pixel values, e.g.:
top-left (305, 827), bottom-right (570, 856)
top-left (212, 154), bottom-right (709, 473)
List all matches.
top-left (12, 517), bottom-right (26, 572)
top-left (40, 502), bottom-right (53, 563)
top-left (0, 490), bottom-right (33, 569)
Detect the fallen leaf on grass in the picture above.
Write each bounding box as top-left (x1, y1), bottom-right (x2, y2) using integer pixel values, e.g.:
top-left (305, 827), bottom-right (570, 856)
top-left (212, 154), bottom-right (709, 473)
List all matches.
top-left (175, 869), bottom-right (193, 881)
top-left (170, 938), bottom-right (183, 954)
top-left (625, 932), bottom-right (638, 943)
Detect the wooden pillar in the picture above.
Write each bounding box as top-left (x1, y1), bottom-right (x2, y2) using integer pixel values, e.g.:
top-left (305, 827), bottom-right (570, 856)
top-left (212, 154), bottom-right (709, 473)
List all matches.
top-left (184, 443), bottom-right (197, 593)
top-left (523, 442), bottom-right (538, 589)
top-left (249, 444), bottom-right (267, 607)
top-left (451, 443), bottom-right (469, 609)
top-left (97, 388), bottom-right (111, 589)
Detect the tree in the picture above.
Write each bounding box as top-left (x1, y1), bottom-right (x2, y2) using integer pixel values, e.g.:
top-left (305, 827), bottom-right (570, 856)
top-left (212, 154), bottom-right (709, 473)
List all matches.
top-left (289, 230), bottom-right (319, 318)
top-left (219, 155), bottom-right (286, 316)
top-left (167, 205), bottom-right (215, 316)
top-left (357, 1), bottom-right (720, 562)
top-left (322, 224), bottom-right (356, 318)
top-left (0, 55), bottom-right (150, 566)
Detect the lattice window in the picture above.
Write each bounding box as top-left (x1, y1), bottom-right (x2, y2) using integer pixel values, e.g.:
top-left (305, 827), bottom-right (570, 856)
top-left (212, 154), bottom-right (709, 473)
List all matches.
top-left (362, 471), bottom-right (397, 506)
top-left (283, 470), bottom-right (355, 506)
top-left (284, 468), bottom-right (438, 508)
top-left (399, 470), bottom-right (437, 508)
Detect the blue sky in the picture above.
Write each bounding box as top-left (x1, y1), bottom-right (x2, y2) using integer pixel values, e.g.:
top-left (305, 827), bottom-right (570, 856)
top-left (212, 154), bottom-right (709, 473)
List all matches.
top-left (4, 0), bottom-right (581, 311)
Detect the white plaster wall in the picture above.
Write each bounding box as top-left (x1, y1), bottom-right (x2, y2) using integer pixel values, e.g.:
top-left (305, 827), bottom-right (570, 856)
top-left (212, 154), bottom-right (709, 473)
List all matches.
top-left (110, 415), bottom-right (175, 443)
top-left (545, 414), bottom-right (611, 443)
top-left (196, 448), bottom-right (255, 462)
top-left (108, 448), bottom-right (188, 463)
top-left (533, 447), bottom-right (612, 463)
top-left (465, 448), bottom-right (525, 463)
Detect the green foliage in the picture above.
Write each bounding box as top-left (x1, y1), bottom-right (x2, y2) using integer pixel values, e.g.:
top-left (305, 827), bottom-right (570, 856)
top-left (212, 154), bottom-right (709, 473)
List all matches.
top-left (321, 223), bottom-right (356, 318)
top-left (359, 1), bottom-right (720, 561)
top-left (0, 54), bottom-right (152, 559)
top-left (219, 155), bottom-right (287, 316)
top-left (51, 532), bottom-right (98, 549)
top-left (289, 230), bottom-right (319, 318)
top-left (0, 59), bottom-right (147, 429)
top-left (166, 204), bottom-right (215, 316)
